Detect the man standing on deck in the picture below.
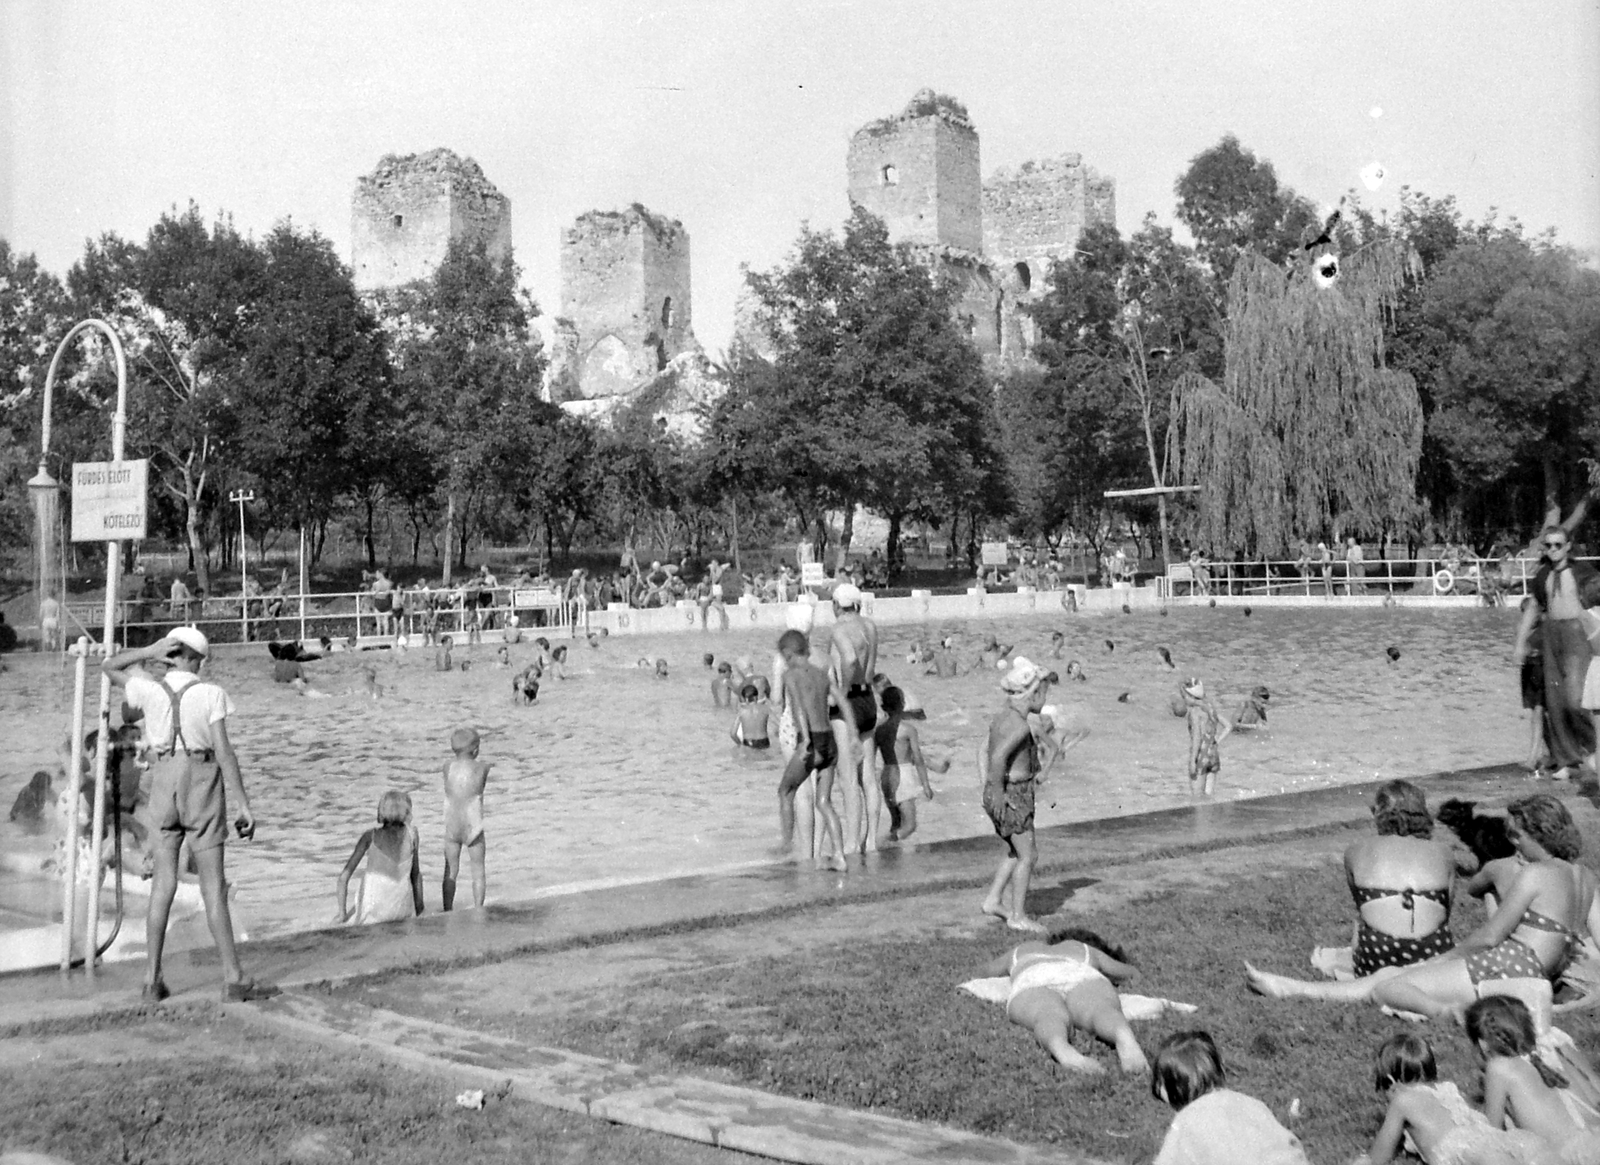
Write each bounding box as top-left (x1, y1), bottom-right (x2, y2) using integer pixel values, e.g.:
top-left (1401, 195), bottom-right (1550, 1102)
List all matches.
top-left (1513, 527), bottom-right (1600, 779)
top-left (103, 628), bottom-right (278, 1003)
top-left (829, 583), bottom-right (881, 853)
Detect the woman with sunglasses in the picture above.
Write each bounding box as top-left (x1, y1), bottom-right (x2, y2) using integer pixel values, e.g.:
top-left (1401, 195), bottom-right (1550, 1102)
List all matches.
top-left (1514, 526), bottom-right (1600, 779)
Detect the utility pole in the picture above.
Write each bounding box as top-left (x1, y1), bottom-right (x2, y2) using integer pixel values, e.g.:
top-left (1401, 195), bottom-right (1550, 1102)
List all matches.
top-left (230, 489), bottom-right (255, 642)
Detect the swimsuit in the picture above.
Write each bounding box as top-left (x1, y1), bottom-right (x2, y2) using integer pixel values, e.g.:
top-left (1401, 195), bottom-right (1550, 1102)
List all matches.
top-left (984, 729), bottom-right (1038, 838)
top-left (873, 715), bottom-right (903, 770)
top-left (803, 732), bottom-right (838, 773)
top-left (444, 797), bottom-right (485, 847)
top-left (1192, 705), bottom-right (1221, 775)
top-left (1402, 1082), bottom-right (1553, 1165)
top-left (829, 684), bottom-right (877, 733)
top-left (1348, 883), bottom-right (1455, 977)
top-left (1006, 945), bottom-right (1104, 1017)
top-left (353, 827), bottom-right (417, 925)
top-left (740, 738), bottom-right (771, 750)
top-left (1465, 907), bottom-right (1582, 985)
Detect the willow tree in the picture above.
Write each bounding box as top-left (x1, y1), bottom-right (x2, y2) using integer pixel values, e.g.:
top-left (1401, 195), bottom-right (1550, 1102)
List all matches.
top-left (1166, 240), bottom-right (1424, 555)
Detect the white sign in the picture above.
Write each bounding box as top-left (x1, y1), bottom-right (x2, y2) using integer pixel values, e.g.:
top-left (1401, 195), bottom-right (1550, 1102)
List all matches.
top-left (71, 459), bottom-right (148, 542)
top-left (981, 541), bottom-right (1010, 567)
top-left (516, 588), bottom-right (560, 608)
top-left (800, 562), bottom-right (826, 586)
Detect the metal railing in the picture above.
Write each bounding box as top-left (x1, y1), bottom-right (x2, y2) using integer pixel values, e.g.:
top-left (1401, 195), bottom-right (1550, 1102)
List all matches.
top-left (1162, 556), bottom-right (1551, 601)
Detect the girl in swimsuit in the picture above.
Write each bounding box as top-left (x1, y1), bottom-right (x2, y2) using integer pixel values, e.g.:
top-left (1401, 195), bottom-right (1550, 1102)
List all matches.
top-left (978, 928), bottom-right (1148, 1075)
top-left (1470, 994), bottom-right (1600, 1162)
top-left (1249, 795), bottom-right (1600, 1019)
top-left (333, 791), bottom-right (422, 925)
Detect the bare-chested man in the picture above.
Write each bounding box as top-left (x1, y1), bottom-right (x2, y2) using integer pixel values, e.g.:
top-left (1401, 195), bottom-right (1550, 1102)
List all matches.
top-left (828, 583), bottom-right (881, 854)
top-left (776, 629), bottom-right (849, 871)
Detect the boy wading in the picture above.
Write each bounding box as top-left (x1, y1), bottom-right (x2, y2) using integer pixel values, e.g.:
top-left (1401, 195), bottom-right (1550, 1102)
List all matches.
top-left (104, 628), bottom-right (278, 1003)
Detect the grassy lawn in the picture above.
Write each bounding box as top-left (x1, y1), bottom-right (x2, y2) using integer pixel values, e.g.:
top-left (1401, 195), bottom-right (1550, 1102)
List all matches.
top-left (537, 864), bottom-right (1600, 1165)
top-left (0, 1013), bottom-right (753, 1165)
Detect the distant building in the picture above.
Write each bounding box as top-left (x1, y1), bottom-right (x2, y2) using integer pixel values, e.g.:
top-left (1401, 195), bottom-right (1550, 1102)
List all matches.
top-left (351, 149), bottom-right (511, 292)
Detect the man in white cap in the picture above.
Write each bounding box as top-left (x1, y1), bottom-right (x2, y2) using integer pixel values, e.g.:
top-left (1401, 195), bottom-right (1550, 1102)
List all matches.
top-left (980, 656), bottom-right (1052, 932)
top-left (828, 581), bottom-right (883, 853)
top-left (104, 628), bottom-right (276, 1003)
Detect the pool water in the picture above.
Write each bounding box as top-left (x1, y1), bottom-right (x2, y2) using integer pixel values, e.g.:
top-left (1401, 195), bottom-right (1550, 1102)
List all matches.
top-left (0, 606), bottom-right (1527, 942)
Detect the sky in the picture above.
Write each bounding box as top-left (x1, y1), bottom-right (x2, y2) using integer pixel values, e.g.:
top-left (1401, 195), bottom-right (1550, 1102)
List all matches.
top-left (3, 0), bottom-right (1598, 355)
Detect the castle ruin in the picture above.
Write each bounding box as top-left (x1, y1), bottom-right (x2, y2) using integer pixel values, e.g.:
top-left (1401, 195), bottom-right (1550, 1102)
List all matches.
top-left (557, 204), bottom-right (697, 401)
top-left (351, 149), bottom-right (512, 292)
top-left (835, 90), bottom-right (1117, 363)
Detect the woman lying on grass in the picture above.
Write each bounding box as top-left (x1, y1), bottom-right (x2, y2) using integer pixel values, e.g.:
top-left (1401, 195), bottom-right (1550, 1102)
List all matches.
top-left (981, 927), bottom-right (1148, 1075)
top-left (1248, 795), bottom-right (1600, 1020)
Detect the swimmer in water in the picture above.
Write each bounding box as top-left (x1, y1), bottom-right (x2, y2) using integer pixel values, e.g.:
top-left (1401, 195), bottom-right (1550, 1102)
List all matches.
top-left (730, 683), bottom-right (773, 749)
top-left (359, 664), bottom-right (385, 700)
top-left (1049, 631), bottom-right (1065, 659)
top-left (549, 645), bottom-right (568, 680)
top-left (333, 790), bottom-right (422, 925)
top-left (441, 727), bottom-right (490, 910)
top-left (703, 653), bottom-right (716, 670)
top-left (496, 645), bottom-right (510, 668)
top-left (1064, 660), bottom-right (1086, 682)
top-left (532, 637), bottom-right (552, 672)
top-left (977, 636), bottom-right (1014, 670)
top-left (511, 666), bottom-right (539, 705)
top-left (654, 658), bottom-right (669, 679)
top-left (712, 661), bottom-right (735, 707)
top-left (435, 635), bottom-right (454, 672)
top-left (926, 639), bottom-right (962, 679)
top-left (1233, 686), bottom-right (1270, 729)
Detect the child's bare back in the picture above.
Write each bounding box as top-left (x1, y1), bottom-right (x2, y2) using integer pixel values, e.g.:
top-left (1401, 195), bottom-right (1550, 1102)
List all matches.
top-left (441, 727), bottom-right (490, 910)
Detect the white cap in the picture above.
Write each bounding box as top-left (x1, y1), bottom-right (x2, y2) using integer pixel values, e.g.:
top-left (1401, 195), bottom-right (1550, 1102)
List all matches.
top-left (167, 626), bottom-right (210, 657)
top-left (1000, 656), bottom-right (1044, 694)
top-left (785, 604), bottom-right (814, 632)
top-left (833, 583), bottom-right (862, 609)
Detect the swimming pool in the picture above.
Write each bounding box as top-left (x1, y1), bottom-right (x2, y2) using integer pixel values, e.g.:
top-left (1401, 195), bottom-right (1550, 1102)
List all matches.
top-left (0, 605), bottom-right (1527, 945)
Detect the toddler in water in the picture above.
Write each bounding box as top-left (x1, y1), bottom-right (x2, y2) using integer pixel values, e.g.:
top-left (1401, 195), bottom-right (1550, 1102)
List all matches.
top-left (441, 728), bottom-right (490, 910)
top-left (435, 635), bottom-right (454, 672)
top-left (875, 686), bottom-right (947, 841)
top-left (1150, 1031), bottom-right (1309, 1165)
top-left (333, 791), bottom-right (422, 925)
top-left (1359, 1028), bottom-right (1554, 1165)
top-left (511, 665), bottom-right (539, 705)
top-left (712, 661), bottom-right (736, 707)
top-left (730, 683), bottom-right (772, 749)
top-left (1181, 678), bottom-right (1230, 796)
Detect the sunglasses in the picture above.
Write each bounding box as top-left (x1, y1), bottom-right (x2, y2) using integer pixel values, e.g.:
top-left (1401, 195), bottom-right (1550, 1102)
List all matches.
top-left (1545, 540), bottom-right (1568, 550)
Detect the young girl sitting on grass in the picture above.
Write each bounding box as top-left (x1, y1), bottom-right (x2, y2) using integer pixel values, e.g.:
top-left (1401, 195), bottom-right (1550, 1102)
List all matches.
top-left (334, 791), bottom-right (423, 926)
top-left (1150, 1030), bottom-right (1308, 1164)
top-left (1469, 994), bottom-right (1600, 1162)
top-left (1358, 1031), bottom-right (1553, 1164)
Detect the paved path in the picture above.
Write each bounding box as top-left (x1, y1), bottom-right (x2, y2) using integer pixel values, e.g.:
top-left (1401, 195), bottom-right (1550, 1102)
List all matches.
top-left (1, 762), bottom-right (1556, 1164)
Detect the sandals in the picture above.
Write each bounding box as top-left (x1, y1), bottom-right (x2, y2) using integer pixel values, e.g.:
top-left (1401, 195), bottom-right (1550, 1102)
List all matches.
top-left (222, 979), bottom-right (282, 1003)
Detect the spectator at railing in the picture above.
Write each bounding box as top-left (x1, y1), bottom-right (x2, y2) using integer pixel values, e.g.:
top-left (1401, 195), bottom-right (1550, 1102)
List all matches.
top-left (1346, 538), bottom-right (1366, 596)
top-left (1188, 547), bottom-right (1212, 597)
top-left (169, 576), bottom-right (192, 622)
top-left (1014, 545), bottom-right (1041, 589)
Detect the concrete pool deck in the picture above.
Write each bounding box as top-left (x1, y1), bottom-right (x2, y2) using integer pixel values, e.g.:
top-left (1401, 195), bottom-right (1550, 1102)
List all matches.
top-left (0, 761), bottom-right (1566, 1165)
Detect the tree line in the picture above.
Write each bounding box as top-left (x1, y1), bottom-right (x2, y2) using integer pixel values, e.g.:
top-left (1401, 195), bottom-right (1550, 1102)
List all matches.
top-left (3, 135), bottom-right (1598, 592)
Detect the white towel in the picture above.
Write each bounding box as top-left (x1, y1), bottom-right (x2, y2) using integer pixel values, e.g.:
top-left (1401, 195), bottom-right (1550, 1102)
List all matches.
top-left (957, 977), bottom-right (1196, 1020)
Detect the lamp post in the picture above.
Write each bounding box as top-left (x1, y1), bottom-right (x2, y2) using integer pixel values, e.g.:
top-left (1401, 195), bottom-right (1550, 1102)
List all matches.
top-left (230, 489), bottom-right (255, 642)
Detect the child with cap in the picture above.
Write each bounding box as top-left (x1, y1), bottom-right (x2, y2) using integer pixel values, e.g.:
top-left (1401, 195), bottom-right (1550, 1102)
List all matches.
top-left (1182, 679), bottom-right (1231, 796)
top-left (980, 657), bottom-right (1052, 932)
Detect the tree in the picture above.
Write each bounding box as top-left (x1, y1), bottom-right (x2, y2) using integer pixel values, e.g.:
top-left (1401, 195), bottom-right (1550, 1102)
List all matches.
top-left (720, 206), bottom-right (1005, 572)
top-left (0, 241), bottom-right (74, 551)
top-left (1167, 240), bottom-right (1424, 555)
top-left (229, 223), bottom-right (393, 565)
top-left (1175, 134), bottom-right (1319, 288)
top-left (68, 206), bottom-right (267, 590)
top-left (1412, 226), bottom-right (1600, 533)
top-left (388, 239), bottom-right (547, 580)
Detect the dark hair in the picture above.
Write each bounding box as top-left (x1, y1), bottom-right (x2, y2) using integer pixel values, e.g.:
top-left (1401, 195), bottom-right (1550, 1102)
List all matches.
top-left (1373, 780), bottom-right (1433, 839)
top-left (703, 653), bottom-right (715, 666)
top-left (1252, 686), bottom-right (1270, 700)
top-left (1508, 794), bottom-right (1583, 860)
top-left (1464, 995), bottom-right (1569, 1088)
top-left (880, 686), bottom-right (905, 715)
top-left (717, 661), bottom-right (732, 674)
top-left (552, 646), bottom-right (567, 662)
top-left (1375, 1033), bottom-right (1436, 1090)
top-left (778, 630), bottom-right (809, 656)
top-left (739, 682), bottom-right (759, 702)
top-left (1053, 927), bottom-right (1128, 964)
top-left (1151, 1031), bottom-right (1224, 1110)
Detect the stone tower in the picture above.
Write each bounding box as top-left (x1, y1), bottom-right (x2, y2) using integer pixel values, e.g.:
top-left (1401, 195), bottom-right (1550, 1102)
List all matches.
top-left (351, 149), bottom-right (512, 291)
top-left (846, 89), bottom-right (982, 254)
top-left (982, 154), bottom-right (1117, 270)
top-left (559, 204), bottom-right (694, 400)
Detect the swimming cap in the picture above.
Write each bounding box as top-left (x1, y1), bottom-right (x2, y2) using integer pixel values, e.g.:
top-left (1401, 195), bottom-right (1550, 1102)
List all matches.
top-left (785, 604), bottom-right (814, 632)
top-left (833, 583), bottom-right (862, 609)
top-left (1000, 657), bottom-right (1044, 694)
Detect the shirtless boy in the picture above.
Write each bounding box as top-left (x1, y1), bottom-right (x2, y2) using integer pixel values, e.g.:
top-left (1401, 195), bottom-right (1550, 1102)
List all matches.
top-left (776, 630), bottom-right (849, 872)
top-left (711, 661), bottom-right (735, 707)
top-left (730, 683), bottom-right (772, 749)
top-left (441, 727), bottom-right (490, 910)
top-left (980, 658), bottom-right (1052, 933)
top-left (435, 635), bottom-right (454, 672)
top-left (875, 685), bottom-right (947, 841)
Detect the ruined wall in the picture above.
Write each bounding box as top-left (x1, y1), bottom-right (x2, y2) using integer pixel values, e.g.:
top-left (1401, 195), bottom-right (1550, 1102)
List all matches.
top-left (560, 205), bottom-right (694, 400)
top-left (351, 149), bottom-right (511, 291)
top-left (924, 249), bottom-right (1034, 362)
top-left (981, 154), bottom-right (1117, 265)
top-left (847, 90), bottom-right (982, 253)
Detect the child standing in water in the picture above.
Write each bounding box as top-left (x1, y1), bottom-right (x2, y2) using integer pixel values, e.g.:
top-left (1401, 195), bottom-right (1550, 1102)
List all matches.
top-left (1182, 678), bottom-right (1230, 796)
top-left (442, 728), bottom-right (490, 910)
top-left (333, 791), bottom-right (422, 925)
top-left (776, 630), bottom-right (849, 872)
top-left (730, 683), bottom-right (772, 749)
top-left (876, 685), bottom-right (946, 841)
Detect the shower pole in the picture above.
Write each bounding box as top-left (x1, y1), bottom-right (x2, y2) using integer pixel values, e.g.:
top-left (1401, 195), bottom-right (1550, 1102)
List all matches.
top-left (38, 320), bottom-right (130, 979)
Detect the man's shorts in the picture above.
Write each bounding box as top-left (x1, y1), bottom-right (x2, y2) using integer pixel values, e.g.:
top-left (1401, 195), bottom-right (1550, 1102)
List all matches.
top-left (804, 732), bottom-right (838, 773)
top-left (982, 779), bottom-right (1035, 839)
top-left (146, 752), bottom-right (226, 853)
top-left (829, 686), bottom-right (878, 734)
